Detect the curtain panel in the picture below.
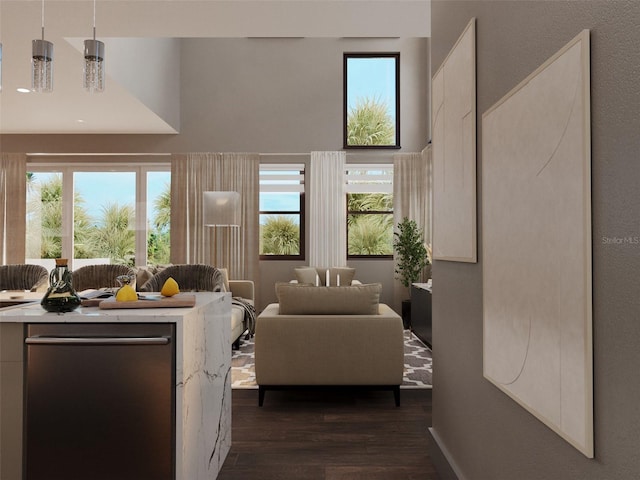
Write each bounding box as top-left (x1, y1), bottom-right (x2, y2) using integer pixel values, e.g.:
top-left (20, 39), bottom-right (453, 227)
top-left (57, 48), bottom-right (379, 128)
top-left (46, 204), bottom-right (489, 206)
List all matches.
top-left (392, 147), bottom-right (433, 308)
top-left (309, 151), bottom-right (347, 268)
top-left (393, 148), bottom-right (432, 242)
top-left (0, 153), bottom-right (27, 264)
top-left (170, 153), bottom-right (260, 287)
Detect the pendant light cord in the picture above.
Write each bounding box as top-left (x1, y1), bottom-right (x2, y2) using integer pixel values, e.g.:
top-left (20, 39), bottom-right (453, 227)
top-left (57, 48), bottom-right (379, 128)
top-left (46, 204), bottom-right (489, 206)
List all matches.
top-left (93, 0), bottom-right (97, 40)
top-left (41, 0), bottom-right (45, 41)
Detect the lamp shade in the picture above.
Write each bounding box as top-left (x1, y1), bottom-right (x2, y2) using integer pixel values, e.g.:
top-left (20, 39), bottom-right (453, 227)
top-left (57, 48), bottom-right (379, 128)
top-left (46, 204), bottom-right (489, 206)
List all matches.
top-left (203, 191), bottom-right (241, 227)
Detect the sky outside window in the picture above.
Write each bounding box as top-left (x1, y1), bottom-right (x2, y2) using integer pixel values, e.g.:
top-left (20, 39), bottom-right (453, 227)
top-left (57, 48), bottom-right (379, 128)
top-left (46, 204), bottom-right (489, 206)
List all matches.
top-left (346, 57), bottom-right (397, 121)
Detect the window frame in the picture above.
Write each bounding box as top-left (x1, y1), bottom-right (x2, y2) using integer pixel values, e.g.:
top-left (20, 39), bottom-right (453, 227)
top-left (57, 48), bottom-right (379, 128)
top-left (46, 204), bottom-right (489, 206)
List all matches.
top-left (259, 164), bottom-right (306, 261)
top-left (343, 52), bottom-right (401, 149)
top-left (345, 164), bottom-right (394, 260)
top-left (26, 158), bottom-right (170, 269)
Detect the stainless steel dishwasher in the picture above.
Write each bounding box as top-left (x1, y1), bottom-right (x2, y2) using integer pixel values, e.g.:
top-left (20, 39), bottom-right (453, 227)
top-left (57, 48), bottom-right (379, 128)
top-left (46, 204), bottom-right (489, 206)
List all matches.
top-left (24, 323), bottom-right (176, 480)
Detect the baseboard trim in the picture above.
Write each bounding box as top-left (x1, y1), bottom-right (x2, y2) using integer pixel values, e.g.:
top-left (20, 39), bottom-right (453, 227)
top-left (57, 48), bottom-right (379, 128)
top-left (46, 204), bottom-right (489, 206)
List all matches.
top-left (428, 427), bottom-right (467, 480)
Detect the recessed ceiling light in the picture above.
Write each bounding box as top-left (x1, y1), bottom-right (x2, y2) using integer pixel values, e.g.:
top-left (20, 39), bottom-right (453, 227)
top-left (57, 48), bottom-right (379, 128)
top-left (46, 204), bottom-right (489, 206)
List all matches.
top-left (76, 119), bottom-right (85, 123)
top-left (17, 87), bottom-right (31, 93)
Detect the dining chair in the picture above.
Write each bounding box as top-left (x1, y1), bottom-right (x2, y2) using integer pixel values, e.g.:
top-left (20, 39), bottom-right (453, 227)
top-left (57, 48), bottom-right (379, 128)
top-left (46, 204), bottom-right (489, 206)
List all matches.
top-left (138, 264), bottom-right (225, 292)
top-left (0, 264), bottom-right (49, 292)
top-left (71, 264), bottom-right (137, 292)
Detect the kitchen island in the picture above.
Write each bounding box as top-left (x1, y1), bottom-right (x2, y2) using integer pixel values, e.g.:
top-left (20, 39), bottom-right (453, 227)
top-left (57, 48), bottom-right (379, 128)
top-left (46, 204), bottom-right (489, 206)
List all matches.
top-left (0, 292), bottom-right (231, 480)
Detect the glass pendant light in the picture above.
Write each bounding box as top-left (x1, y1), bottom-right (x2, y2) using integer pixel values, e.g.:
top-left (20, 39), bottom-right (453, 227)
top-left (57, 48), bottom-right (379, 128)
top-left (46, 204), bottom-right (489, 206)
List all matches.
top-left (83, 0), bottom-right (104, 93)
top-left (32, 0), bottom-right (53, 93)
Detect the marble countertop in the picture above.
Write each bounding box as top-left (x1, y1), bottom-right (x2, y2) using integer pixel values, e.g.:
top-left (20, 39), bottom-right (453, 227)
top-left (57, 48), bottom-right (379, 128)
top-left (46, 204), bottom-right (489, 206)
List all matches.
top-left (0, 292), bottom-right (227, 323)
top-left (412, 282), bottom-right (432, 292)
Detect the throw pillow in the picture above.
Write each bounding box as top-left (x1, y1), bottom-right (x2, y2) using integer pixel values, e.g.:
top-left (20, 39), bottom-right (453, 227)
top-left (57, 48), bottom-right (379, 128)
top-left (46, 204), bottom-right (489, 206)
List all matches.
top-left (329, 267), bottom-right (356, 286)
top-left (135, 264), bottom-right (170, 291)
top-left (277, 283), bottom-right (382, 315)
top-left (294, 267), bottom-right (320, 285)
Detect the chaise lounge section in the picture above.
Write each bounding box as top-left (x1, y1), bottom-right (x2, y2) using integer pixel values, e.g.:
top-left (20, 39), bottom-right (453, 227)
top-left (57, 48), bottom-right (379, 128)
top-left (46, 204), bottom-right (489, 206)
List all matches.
top-left (255, 282), bottom-right (404, 406)
top-left (135, 264), bottom-right (255, 348)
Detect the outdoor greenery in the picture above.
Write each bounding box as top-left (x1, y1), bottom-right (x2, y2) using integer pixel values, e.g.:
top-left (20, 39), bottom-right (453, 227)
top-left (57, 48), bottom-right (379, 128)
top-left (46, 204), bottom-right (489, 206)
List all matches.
top-left (347, 193), bottom-right (394, 256)
top-left (28, 173), bottom-right (395, 262)
top-left (148, 184), bottom-right (171, 265)
top-left (260, 215), bottom-right (300, 256)
top-left (26, 175), bottom-right (95, 260)
top-left (346, 96), bottom-right (395, 146)
top-left (393, 217), bottom-right (429, 288)
top-left (87, 203), bottom-right (136, 265)
top-left (259, 193), bottom-right (394, 257)
top-left (26, 174), bottom-right (171, 266)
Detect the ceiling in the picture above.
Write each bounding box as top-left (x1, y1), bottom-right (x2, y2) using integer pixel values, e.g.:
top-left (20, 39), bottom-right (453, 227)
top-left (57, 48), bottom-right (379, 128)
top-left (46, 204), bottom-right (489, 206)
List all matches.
top-left (0, 1), bottom-right (430, 134)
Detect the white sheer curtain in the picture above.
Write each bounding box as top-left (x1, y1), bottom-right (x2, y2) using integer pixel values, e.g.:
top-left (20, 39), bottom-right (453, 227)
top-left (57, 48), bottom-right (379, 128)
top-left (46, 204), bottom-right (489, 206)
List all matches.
top-left (309, 151), bottom-right (347, 268)
top-left (0, 153), bottom-right (27, 264)
top-left (392, 146), bottom-right (433, 308)
top-left (170, 153), bottom-right (260, 285)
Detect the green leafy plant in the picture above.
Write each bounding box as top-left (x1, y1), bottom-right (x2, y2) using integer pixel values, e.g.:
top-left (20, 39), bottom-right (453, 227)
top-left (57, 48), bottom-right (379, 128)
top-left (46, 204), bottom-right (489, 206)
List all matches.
top-left (346, 96), bottom-right (395, 146)
top-left (260, 215), bottom-right (300, 255)
top-left (393, 217), bottom-right (429, 289)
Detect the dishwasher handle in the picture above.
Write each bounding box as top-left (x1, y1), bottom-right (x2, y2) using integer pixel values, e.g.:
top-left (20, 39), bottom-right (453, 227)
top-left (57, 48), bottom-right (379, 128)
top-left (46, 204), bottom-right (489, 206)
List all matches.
top-left (25, 336), bottom-right (170, 346)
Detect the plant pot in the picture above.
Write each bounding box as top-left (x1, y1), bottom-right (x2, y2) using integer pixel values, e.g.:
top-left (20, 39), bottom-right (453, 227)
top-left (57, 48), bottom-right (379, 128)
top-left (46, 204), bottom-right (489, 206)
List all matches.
top-left (401, 299), bottom-right (411, 329)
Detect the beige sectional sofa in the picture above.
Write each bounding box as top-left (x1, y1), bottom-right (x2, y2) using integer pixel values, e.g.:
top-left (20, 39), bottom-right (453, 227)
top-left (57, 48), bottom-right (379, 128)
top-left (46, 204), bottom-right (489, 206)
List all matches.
top-left (134, 264), bottom-right (254, 348)
top-left (255, 282), bottom-right (404, 406)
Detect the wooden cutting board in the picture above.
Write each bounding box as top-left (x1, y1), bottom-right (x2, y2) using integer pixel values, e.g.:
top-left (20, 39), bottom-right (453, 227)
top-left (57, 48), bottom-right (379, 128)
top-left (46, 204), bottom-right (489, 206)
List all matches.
top-left (99, 293), bottom-right (196, 309)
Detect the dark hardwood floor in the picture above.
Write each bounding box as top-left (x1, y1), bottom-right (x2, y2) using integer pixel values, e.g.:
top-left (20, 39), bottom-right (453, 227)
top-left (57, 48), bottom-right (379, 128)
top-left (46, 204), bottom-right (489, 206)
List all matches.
top-left (218, 388), bottom-right (439, 480)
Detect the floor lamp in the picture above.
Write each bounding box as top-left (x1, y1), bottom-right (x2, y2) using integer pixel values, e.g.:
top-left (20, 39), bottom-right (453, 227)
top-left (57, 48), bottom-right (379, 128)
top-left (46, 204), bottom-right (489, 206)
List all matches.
top-left (203, 191), bottom-right (241, 278)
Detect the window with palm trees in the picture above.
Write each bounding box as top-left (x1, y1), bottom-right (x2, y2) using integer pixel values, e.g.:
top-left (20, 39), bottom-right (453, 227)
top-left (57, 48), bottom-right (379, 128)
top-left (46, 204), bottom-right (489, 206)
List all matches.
top-left (259, 164), bottom-right (305, 260)
top-left (344, 53), bottom-right (400, 149)
top-left (345, 165), bottom-right (394, 258)
top-left (26, 163), bottom-right (170, 269)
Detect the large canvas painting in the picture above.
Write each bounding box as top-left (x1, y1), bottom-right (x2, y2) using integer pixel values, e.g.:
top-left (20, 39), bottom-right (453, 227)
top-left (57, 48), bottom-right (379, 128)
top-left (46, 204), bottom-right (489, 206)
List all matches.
top-left (431, 18), bottom-right (477, 262)
top-left (482, 30), bottom-right (593, 457)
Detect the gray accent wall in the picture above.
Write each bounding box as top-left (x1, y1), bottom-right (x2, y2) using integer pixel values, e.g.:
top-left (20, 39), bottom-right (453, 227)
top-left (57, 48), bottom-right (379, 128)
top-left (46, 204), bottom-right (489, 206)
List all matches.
top-left (431, 1), bottom-right (640, 479)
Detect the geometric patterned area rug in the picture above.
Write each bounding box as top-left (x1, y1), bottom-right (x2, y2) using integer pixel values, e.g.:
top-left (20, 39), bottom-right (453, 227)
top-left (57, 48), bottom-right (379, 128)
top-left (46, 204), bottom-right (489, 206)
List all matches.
top-left (231, 329), bottom-right (432, 390)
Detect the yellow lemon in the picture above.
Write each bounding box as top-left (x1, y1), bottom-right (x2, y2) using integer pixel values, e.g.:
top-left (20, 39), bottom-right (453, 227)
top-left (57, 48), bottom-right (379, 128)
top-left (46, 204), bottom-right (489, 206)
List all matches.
top-left (115, 284), bottom-right (138, 302)
top-left (161, 277), bottom-right (180, 297)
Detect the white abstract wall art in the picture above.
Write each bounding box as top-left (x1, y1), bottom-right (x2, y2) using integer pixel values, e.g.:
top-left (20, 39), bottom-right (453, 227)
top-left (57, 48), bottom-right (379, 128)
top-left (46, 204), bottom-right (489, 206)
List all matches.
top-left (431, 18), bottom-right (477, 263)
top-left (482, 30), bottom-right (593, 458)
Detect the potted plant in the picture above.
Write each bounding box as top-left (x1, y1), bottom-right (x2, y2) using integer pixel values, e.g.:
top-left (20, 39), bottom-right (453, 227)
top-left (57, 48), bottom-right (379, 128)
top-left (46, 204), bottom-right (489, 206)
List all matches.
top-left (393, 217), bottom-right (429, 329)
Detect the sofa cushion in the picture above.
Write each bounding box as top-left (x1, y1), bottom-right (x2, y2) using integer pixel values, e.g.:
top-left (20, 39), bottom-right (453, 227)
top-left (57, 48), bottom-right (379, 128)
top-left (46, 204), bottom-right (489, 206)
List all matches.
top-left (231, 305), bottom-right (245, 332)
top-left (134, 264), bottom-right (167, 291)
top-left (294, 267), bottom-right (319, 285)
top-left (276, 283), bottom-right (381, 315)
top-left (217, 268), bottom-right (231, 292)
top-left (275, 281), bottom-right (312, 302)
top-left (329, 267), bottom-right (356, 286)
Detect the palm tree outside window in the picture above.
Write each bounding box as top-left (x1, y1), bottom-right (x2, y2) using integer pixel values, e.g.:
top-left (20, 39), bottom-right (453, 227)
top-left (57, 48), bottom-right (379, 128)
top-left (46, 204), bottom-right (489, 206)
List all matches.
top-left (26, 160), bottom-right (170, 269)
top-left (259, 164), bottom-right (305, 260)
top-left (345, 164), bottom-right (394, 258)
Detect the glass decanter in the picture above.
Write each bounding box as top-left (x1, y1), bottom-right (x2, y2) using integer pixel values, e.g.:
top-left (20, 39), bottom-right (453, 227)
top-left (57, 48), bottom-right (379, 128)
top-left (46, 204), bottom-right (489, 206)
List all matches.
top-left (41, 259), bottom-right (82, 313)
